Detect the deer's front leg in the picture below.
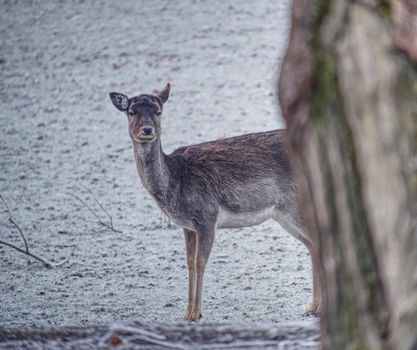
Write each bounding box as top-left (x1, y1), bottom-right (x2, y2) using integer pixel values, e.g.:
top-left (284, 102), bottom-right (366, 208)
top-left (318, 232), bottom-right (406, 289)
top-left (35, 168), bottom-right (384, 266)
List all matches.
top-left (183, 229), bottom-right (197, 320)
top-left (188, 227), bottom-right (215, 321)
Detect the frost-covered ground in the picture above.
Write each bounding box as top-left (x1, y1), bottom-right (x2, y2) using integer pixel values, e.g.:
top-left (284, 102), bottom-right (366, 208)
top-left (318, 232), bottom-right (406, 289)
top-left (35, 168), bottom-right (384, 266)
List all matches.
top-left (0, 0), bottom-right (315, 327)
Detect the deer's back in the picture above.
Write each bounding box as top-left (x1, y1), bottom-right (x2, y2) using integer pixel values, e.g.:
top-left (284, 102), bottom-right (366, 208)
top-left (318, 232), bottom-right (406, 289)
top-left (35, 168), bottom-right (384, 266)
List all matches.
top-left (165, 130), bottom-right (296, 221)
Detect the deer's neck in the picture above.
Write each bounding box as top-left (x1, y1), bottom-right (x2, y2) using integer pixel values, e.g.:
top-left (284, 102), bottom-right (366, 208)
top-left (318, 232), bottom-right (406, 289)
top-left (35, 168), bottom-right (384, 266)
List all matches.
top-left (133, 140), bottom-right (172, 204)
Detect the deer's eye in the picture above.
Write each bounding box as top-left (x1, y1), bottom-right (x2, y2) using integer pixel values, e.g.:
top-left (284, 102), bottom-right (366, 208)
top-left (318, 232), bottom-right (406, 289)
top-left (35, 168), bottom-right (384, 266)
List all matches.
top-left (156, 111), bottom-right (161, 116)
top-left (128, 111), bottom-right (134, 117)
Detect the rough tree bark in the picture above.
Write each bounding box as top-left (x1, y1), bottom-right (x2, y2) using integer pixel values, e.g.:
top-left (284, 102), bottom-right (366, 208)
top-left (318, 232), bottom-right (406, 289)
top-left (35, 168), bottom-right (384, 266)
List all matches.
top-left (279, 1), bottom-right (417, 349)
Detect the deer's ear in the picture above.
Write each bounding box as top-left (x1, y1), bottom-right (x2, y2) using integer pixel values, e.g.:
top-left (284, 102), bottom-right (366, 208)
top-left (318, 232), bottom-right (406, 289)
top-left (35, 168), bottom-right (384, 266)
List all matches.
top-left (157, 83), bottom-right (171, 104)
top-left (109, 92), bottom-right (129, 111)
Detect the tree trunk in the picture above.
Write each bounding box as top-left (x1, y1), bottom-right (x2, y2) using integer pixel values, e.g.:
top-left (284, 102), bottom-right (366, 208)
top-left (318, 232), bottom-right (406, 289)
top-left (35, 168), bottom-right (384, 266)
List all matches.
top-left (278, 1), bottom-right (417, 349)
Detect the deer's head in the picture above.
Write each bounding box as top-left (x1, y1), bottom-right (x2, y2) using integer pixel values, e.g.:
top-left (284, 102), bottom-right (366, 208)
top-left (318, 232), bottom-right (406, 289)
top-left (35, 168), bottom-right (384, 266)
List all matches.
top-left (109, 84), bottom-right (170, 144)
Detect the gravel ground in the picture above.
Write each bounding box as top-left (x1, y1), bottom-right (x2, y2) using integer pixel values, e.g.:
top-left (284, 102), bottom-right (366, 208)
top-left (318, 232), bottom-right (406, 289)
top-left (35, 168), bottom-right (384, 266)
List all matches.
top-left (0, 0), bottom-right (315, 327)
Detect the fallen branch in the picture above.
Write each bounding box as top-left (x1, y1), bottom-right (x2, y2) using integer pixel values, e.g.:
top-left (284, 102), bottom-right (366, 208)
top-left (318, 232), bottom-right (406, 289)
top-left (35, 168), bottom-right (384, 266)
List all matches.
top-left (67, 186), bottom-right (121, 233)
top-left (0, 193), bottom-right (29, 254)
top-left (0, 193), bottom-right (76, 268)
top-left (0, 239), bottom-right (76, 269)
top-left (0, 321), bottom-right (319, 349)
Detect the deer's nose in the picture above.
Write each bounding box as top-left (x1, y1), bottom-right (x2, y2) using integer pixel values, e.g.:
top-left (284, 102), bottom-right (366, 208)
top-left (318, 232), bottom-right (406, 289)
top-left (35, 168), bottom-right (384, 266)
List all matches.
top-left (142, 127), bottom-right (154, 135)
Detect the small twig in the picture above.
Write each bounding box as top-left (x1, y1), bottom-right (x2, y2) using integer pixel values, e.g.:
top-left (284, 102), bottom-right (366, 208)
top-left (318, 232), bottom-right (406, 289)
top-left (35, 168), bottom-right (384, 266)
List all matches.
top-left (0, 239), bottom-right (53, 267)
top-left (67, 190), bottom-right (121, 233)
top-left (80, 184), bottom-right (114, 230)
top-left (0, 239), bottom-right (76, 269)
top-left (110, 324), bottom-right (167, 341)
top-left (67, 193), bottom-right (103, 224)
top-left (0, 194), bottom-right (29, 254)
top-left (53, 245), bottom-right (77, 267)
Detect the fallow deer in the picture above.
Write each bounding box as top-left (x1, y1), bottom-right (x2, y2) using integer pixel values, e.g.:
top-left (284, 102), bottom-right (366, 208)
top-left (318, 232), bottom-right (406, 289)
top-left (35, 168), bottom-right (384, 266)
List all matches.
top-left (109, 84), bottom-right (320, 321)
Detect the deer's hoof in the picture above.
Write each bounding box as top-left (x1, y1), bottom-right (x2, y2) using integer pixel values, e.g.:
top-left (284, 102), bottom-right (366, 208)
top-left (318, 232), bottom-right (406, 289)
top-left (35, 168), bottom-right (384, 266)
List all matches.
top-left (184, 307), bottom-right (202, 321)
top-left (304, 300), bottom-right (321, 317)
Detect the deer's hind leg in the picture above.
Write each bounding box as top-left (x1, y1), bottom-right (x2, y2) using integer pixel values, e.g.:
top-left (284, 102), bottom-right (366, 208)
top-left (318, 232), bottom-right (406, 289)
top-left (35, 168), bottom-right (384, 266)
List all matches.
top-left (273, 209), bottom-right (321, 315)
top-left (183, 228), bottom-right (197, 320)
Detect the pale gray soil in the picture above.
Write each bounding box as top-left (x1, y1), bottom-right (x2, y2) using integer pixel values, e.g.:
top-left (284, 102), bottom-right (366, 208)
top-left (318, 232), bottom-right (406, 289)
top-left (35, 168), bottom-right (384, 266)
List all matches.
top-left (0, 0), bottom-right (315, 328)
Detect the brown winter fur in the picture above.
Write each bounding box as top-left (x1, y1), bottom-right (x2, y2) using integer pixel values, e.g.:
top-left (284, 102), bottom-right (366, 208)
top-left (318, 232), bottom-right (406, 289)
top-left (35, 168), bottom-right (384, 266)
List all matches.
top-left (109, 84), bottom-right (320, 321)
